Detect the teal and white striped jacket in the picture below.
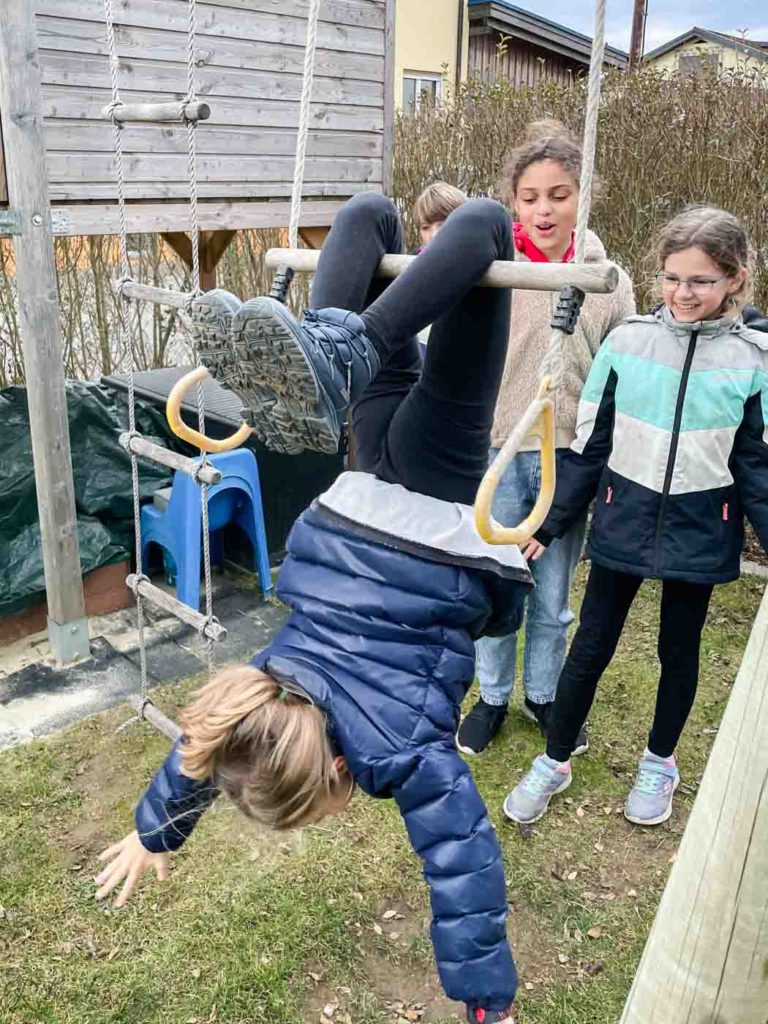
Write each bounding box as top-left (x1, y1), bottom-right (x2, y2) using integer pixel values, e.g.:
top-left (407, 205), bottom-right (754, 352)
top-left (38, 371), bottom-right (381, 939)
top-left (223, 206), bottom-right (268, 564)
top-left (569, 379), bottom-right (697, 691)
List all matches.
top-left (538, 306), bottom-right (768, 582)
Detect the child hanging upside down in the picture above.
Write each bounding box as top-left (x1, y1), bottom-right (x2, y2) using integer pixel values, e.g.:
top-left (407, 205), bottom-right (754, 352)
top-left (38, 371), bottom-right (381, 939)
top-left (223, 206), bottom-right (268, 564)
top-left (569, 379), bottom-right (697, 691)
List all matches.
top-left (504, 206), bottom-right (768, 829)
top-left (95, 192), bottom-right (542, 1024)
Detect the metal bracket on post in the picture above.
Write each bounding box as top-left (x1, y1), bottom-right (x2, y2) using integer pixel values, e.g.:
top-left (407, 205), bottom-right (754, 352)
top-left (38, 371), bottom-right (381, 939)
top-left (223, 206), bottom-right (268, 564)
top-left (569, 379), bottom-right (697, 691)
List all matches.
top-left (0, 210), bottom-right (72, 236)
top-left (47, 615), bottom-right (90, 666)
top-left (0, 211), bottom-right (22, 236)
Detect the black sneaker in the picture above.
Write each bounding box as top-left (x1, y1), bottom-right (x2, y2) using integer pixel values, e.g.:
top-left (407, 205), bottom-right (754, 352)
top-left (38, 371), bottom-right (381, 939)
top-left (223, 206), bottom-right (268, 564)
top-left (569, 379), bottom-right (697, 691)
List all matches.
top-left (523, 698), bottom-right (589, 757)
top-left (456, 698), bottom-right (508, 755)
top-left (466, 1006), bottom-right (515, 1023)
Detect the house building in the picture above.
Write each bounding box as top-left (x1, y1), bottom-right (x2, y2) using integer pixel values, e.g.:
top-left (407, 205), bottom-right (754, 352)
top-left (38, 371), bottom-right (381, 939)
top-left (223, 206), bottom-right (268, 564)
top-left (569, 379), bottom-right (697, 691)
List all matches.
top-left (644, 27), bottom-right (768, 76)
top-left (393, 0), bottom-right (626, 112)
top-left (394, 0), bottom-right (469, 113)
top-left (467, 1), bottom-right (626, 86)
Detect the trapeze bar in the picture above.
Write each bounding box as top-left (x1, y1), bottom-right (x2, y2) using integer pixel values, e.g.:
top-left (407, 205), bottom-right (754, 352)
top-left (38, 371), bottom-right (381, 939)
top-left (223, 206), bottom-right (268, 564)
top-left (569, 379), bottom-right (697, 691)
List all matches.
top-left (102, 100), bottom-right (211, 124)
top-left (119, 433), bottom-right (222, 485)
top-left (265, 248), bottom-right (619, 294)
top-left (134, 698), bottom-right (183, 742)
top-left (116, 279), bottom-right (193, 309)
top-left (126, 574), bottom-right (228, 643)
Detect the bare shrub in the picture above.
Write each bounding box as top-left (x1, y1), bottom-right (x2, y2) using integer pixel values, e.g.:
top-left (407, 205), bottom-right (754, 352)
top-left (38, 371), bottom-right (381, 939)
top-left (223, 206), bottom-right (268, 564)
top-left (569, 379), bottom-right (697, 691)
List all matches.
top-left (394, 65), bottom-right (768, 312)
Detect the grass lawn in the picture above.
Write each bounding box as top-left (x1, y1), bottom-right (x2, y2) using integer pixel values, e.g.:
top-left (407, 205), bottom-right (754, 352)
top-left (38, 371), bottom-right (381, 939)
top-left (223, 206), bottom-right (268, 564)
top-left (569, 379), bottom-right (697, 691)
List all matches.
top-left (0, 569), bottom-right (764, 1024)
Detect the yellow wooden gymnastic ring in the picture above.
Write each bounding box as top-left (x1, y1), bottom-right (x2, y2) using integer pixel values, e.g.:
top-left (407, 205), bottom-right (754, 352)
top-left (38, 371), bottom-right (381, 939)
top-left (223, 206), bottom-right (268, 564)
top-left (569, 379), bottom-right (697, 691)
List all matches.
top-left (166, 367), bottom-right (253, 454)
top-left (475, 377), bottom-right (556, 546)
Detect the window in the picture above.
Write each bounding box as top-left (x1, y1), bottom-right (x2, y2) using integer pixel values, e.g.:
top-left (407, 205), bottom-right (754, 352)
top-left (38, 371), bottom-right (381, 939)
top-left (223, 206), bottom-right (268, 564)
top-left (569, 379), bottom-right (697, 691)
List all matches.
top-left (402, 73), bottom-right (442, 115)
top-left (678, 50), bottom-right (720, 77)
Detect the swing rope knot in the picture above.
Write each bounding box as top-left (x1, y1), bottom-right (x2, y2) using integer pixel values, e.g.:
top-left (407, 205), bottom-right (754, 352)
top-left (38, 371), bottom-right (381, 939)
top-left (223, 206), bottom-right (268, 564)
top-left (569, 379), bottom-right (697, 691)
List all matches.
top-left (179, 93), bottom-right (196, 125)
top-left (104, 99), bottom-right (124, 126)
top-left (198, 614), bottom-right (222, 641)
top-left (128, 572), bottom-right (151, 598)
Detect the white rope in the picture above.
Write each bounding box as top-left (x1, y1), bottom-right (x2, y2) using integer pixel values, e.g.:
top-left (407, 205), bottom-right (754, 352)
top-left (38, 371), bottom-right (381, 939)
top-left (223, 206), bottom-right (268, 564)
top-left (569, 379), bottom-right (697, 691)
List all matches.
top-left (104, 0), bottom-right (150, 704)
top-left (287, 0), bottom-right (322, 249)
top-left (103, 0), bottom-right (216, 687)
top-left (575, 0), bottom-right (607, 264)
top-left (541, 0), bottom-right (607, 391)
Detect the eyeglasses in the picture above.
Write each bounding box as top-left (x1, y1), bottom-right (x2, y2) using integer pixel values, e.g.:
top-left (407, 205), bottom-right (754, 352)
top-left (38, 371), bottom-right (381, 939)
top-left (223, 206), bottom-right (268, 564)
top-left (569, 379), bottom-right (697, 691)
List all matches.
top-left (656, 272), bottom-right (729, 295)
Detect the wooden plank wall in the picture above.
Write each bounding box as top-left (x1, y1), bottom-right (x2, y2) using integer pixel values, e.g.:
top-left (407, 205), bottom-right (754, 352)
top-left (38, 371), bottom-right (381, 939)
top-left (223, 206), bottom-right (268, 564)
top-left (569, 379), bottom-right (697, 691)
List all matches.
top-left (469, 30), bottom-right (583, 88)
top-left (28, 0), bottom-right (386, 203)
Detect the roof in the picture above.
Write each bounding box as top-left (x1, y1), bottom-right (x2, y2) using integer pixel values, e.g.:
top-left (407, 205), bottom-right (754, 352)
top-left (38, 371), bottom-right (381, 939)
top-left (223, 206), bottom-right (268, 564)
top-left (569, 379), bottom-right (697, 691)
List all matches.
top-left (644, 27), bottom-right (768, 64)
top-left (467, 0), bottom-right (627, 68)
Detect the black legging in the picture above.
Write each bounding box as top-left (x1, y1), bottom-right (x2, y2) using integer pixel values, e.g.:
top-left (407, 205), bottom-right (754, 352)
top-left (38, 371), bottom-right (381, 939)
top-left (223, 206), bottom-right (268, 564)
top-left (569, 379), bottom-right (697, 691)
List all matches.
top-left (546, 563), bottom-right (714, 761)
top-left (310, 192), bottom-right (514, 505)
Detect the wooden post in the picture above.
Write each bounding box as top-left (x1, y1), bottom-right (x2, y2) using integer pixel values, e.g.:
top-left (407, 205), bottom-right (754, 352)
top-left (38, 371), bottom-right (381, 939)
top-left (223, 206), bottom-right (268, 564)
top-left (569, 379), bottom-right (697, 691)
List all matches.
top-left (161, 229), bottom-right (236, 291)
top-left (298, 226), bottom-right (330, 250)
top-left (382, 0), bottom-right (396, 196)
top-left (621, 586), bottom-right (768, 1023)
top-left (0, 1), bottom-right (88, 664)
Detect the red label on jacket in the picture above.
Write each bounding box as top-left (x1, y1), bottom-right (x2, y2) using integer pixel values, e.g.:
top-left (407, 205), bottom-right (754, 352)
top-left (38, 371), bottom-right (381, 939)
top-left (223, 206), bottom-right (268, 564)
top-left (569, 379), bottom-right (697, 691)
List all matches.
top-left (606, 486), bottom-right (613, 505)
top-left (723, 503), bottom-right (729, 522)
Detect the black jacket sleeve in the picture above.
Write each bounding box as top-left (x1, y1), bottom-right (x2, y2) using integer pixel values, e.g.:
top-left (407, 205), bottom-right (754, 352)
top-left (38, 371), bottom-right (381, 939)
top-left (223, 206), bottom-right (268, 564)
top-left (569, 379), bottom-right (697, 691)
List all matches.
top-left (732, 386), bottom-right (768, 553)
top-left (536, 341), bottom-right (618, 545)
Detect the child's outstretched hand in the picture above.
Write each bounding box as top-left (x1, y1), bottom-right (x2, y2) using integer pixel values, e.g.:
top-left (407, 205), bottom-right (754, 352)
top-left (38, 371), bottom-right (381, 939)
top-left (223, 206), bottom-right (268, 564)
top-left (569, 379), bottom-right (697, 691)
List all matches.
top-left (95, 830), bottom-right (170, 907)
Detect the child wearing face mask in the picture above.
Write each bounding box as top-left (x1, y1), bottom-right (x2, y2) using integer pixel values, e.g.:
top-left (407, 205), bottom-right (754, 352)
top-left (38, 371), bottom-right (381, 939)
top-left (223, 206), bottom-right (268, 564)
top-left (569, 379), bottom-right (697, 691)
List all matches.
top-left (505, 205), bottom-right (768, 828)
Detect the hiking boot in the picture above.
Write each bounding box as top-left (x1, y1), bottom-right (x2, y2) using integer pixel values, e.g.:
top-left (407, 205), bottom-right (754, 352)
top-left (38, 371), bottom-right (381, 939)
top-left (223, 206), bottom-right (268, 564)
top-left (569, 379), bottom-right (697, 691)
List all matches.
top-left (190, 288), bottom-right (242, 378)
top-left (467, 1006), bottom-right (516, 1024)
top-left (502, 754), bottom-right (572, 824)
top-left (230, 297), bottom-right (380, 454)
top-left (522, 698), bottom-right (589, 757)
top-left (189, 288), bottom-right (303, 452)
top-left (456, 698), bottom-right (508, 755)
top-left (624, 751), bottom-right (680, 826)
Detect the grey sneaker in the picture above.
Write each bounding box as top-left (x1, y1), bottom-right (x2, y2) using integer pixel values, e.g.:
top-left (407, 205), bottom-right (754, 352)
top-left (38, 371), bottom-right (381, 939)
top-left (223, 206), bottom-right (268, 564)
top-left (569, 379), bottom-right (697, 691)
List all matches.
top-left (230, 298), bottom-right (380, 455)
top-left (502, 754), bottom-right (572, 824)
top-left (624, 752), bottom-right (680, 826)
top-left (190, 288), bottom-right (242, 380)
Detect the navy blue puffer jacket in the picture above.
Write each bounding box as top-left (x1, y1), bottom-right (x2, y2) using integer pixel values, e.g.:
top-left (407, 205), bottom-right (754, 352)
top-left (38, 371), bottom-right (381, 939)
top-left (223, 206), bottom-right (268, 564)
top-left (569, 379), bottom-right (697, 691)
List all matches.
top-left (136, 505), bottom-right (530, 1012)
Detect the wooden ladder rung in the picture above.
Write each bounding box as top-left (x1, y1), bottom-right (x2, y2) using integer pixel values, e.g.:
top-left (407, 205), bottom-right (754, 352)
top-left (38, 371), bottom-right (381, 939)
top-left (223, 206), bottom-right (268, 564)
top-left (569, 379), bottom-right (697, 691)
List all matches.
top-left (127, 574), bottom-right (228, 643)
top-left (265, 248), bottom-right (620, 295)
top-left (102, 100), bottom-right (211, 124)
top-left (119, 433), bottom-right (222, 485)
top-left (133, 698), bottom-right (183, 742)
top-left (116, 279), bottom-right (193, 309)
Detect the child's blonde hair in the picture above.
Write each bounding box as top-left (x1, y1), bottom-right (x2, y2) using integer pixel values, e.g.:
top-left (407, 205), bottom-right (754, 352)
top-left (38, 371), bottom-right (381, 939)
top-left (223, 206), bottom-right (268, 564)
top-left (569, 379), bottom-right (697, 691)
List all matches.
top-left (179, 665), bottom-right (346, 831)
top-left (500, 119), bottom-right (592, 205)
top-left (657, 206), bottom-right (752, 311)
top-left (413, 181), bottom-right (467, 226)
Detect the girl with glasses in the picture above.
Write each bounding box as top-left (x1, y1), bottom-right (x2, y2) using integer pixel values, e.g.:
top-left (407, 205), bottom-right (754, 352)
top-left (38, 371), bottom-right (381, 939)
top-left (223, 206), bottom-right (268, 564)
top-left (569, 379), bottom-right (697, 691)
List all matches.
top-left (505, 205), bottom-right (768, 828)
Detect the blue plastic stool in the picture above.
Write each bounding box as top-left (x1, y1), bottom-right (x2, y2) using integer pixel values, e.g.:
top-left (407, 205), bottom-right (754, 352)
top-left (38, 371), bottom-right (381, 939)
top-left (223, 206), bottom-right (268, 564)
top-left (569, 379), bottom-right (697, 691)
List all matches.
top-left (140, 448), bottom-right (273, 611)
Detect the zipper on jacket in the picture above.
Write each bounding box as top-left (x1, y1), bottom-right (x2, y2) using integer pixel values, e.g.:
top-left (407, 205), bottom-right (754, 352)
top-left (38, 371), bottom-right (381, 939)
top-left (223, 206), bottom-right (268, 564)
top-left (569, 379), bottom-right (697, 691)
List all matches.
top-left (652, 330), bottom-right (698, 575)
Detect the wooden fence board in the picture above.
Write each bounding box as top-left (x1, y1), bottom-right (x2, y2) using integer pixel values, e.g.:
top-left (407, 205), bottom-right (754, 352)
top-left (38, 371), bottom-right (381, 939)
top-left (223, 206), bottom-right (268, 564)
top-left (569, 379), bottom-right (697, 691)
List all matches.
top-left (34, 1), bottom-right (385, 56)
top-left (45, 123), bottom-right (382, 158)
top-left (52, 198), bottom-right (345, 235)
top-left (39, 52), bottom-right (383, 107)
top-left (49, 181), bottom-right (377, 201)
top-left (36, 17), bottom-right (384, 81)
top-left (47, 153), bottom-right (381, 184)
top-left (42, 89), bottom-right (385, 132)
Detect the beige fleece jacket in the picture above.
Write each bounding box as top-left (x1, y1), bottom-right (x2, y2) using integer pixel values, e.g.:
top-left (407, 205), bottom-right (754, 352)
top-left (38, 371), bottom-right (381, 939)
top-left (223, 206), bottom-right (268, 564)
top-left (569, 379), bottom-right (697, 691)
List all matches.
top-left (491, 229), bottom-right (636, 450)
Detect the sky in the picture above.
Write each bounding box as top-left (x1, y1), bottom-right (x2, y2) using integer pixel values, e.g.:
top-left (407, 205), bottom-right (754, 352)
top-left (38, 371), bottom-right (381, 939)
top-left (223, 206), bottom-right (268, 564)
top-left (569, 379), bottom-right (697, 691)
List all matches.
top-left (514, 0), bottom-right (768, 53)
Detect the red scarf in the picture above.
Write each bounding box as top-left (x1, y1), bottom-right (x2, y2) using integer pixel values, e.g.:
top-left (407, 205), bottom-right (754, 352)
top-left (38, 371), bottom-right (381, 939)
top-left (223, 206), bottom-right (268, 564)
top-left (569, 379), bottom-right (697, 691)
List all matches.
top-left (513, 222), bottom-right (575, 264)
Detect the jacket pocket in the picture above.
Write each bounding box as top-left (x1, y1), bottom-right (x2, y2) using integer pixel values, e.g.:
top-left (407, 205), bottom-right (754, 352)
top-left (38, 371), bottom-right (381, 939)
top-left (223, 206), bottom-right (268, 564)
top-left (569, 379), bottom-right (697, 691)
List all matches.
top-left (590, 469), bottom-right (658, 573)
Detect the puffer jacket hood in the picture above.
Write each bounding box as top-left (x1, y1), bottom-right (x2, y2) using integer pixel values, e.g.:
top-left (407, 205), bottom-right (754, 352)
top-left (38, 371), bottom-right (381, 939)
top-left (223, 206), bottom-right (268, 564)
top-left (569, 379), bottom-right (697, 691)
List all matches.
top-left (538, 306), bottom-right (768, 581)
top-left (135, 504), bottom-right (532, 1012)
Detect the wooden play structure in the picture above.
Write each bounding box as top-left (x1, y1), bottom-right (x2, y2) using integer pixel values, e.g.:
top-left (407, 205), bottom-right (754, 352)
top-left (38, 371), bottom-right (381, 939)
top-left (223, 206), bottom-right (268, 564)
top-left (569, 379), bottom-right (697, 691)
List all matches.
top-left (0, 1), bottom-right (767, 1019)
top-left (0, 0), bottom-right (395, 663)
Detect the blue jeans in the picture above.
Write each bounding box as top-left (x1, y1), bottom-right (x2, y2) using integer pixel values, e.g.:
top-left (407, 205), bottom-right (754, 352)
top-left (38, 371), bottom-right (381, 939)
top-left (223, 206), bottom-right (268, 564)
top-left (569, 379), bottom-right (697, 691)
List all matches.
top-left (476, 449), bottom-right (587, 706)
